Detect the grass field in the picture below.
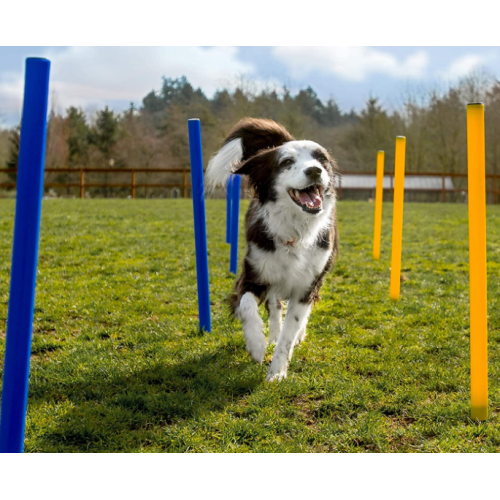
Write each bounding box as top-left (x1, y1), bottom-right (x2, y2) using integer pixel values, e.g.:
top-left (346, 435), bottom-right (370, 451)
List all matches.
top-left (1, 198), bottom-right (500, 452)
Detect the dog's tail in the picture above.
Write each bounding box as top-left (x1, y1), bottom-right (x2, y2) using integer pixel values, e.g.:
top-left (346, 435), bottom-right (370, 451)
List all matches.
top-left (205, 118), bottom-right (294, 189)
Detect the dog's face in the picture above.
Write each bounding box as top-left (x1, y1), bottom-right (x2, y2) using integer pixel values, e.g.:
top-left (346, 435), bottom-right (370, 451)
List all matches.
top-left (235, 140), bottom-right (336, 215)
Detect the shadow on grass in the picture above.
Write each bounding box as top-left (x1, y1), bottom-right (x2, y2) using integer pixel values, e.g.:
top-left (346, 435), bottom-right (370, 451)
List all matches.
top-left (29, 346), bottom-right (262, 451)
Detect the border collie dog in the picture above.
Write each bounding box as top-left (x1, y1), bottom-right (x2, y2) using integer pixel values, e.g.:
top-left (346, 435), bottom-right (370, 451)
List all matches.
top-left (206, 118), bottom-right (338, 381)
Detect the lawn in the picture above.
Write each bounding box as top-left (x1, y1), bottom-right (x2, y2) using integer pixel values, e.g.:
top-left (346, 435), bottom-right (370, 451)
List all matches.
top-left (1, 198), bottom-right (500, 452)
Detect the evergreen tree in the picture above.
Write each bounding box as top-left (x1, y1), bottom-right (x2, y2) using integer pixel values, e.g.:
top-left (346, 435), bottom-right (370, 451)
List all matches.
top-left (142, 90), bottom-right (165, 114)
top-left (89, 106), bottom-right (121, 160)
top-left (212, 90), bottom-right (233, 115)
top-left (66, 107), bottom-right (90, 167)
top-left (294, 86), bottom-right (325, 123)
top-left (6, 126), bottom-right (20, 169)
top-left (322, 99), bottom-right (345, 127)
top-left (4, 126), bottom-right (20, 182)
top-left (124, 102), bottom-right (137, 120)
top-left (343, 97), bottom-right (396, 171)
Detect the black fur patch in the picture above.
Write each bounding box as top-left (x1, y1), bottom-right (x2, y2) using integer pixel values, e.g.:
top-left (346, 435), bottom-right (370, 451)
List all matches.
top-left (315, 226), bottom-right (332, 250)
top-left (300, 210), bottom-right (339, 305)
top-left (246, 201), bottom-right (275, 252)
top-left (229, 257), bottom-right (268, 315)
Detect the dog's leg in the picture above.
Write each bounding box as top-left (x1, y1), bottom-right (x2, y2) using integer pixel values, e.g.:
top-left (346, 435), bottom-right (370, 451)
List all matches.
top-left (266, 298), bottom-right (312, 382)
top-left (236, 292), bottom-right (267, 363)
top-left (266, 297), bottom-right (282, 345)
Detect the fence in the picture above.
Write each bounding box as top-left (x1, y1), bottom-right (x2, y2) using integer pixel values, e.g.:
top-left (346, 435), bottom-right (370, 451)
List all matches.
top-left (2, 168), bottom-right (500, 203)
top-left (0, 167), bottom-right (191, 199)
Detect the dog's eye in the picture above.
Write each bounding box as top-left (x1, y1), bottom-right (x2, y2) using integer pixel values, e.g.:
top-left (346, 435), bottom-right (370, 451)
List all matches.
top-left (281, 158), bottom-right (294, 167)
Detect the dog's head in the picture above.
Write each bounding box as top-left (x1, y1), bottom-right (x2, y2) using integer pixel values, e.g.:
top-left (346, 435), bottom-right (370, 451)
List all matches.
top-left (206, 118), bottom-right (337, 217)
top-left (234, 140), bottom-right (336, 215)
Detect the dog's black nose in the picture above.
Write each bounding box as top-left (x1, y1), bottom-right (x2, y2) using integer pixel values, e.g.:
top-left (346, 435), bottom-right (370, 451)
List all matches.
top-left (304, 166), bottom-right (322, 181)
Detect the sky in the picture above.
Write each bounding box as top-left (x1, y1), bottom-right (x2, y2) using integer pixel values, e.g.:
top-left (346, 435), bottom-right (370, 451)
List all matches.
top-left (1, 46), bottom-right (499, 127)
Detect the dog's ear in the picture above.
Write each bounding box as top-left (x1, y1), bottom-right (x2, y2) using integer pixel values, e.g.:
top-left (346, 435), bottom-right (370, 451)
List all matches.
top-left (233, 148), bottom-right (277, 177)
top-left (232, 159), bottom-right (252, 176)
top-left (233, 148), bottom-right (280, 202)
top-left (206, 118), bottom-right (293, 189)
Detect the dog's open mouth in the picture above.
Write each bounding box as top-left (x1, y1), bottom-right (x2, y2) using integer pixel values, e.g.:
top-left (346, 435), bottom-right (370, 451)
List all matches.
top-left (288, 184), bottom-right (323, 214)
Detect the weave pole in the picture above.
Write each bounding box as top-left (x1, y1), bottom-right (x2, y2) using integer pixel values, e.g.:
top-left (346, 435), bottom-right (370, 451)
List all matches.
top-left (226, 175), bottom-right (233, 244)
top-left (229, 175), bottom-right (241, 274)
top-left (389, 136), bottom-right (406, 301)
top-left (373, 150), bottom-right (385, 260)
top-left (467, 103), bottom-right (488, 421)
top-left (0, 58), bottom-right (51, 453)
top-left (187, 119), bottom-right (211, 333)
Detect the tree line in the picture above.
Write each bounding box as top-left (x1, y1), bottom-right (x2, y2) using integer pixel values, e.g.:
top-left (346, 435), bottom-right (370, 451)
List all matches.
top-left (1, 72), bottom-right (500, 197)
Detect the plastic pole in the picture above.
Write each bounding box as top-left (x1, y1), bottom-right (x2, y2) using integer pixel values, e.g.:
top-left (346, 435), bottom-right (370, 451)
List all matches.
top-left (229, 175), bottom-right (241, 274)
top-left (187, 119), bottom-right (211, 333)
top-left (373, 150), bottom-right (384, 260)
top-left (389, 136), bottom-right (406, 301)
top-left (467, 103), bottom-right (488, 421)
top-left (226, 175), bottom-right (233, 244)
top-left (0, 58), bottom-right (51, 453)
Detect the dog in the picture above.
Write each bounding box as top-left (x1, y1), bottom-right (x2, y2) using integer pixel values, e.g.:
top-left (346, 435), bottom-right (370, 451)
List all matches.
top-left (206, 118), bottom-right (338, 381)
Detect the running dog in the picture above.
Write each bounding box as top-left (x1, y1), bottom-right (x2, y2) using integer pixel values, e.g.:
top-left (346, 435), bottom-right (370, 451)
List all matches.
top-left (206, 118), bottom-right (338, 381)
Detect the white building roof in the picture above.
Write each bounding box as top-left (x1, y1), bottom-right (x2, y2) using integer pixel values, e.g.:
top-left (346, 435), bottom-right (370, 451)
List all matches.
top-left (338, 174), bottom-right (455, 191)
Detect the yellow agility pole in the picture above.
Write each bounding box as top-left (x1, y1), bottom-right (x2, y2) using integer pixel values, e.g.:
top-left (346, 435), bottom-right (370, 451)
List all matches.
top-left (390, 137), bottom-right (406, 301)
top-left (373, 151), bottom-right (385, 260)
top-left (467, 103), bottom-right (488, 421)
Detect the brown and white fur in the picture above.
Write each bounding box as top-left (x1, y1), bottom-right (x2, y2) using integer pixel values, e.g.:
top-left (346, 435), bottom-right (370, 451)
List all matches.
top-left (206, 118), bottom-right (338, 381)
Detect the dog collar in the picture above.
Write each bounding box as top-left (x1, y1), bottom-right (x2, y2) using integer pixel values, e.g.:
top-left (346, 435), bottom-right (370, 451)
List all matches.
top-left (283, 238), bottom-right (296, 246)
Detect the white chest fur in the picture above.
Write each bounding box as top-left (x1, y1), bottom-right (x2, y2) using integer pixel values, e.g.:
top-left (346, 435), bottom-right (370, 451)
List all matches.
top-left (248, 242), bottom-right (331, 301)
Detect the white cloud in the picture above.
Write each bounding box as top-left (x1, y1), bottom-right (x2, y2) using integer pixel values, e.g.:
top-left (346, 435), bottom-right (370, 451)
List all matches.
top-left (0, 46), bottom-right (257, 120)
top-left (273, 46), bottom-right (429, 81)
top-left (440, 54), bottom-right (491, 80)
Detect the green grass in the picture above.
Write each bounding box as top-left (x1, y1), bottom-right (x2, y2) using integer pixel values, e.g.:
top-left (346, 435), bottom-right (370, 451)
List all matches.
top-left (1, 199), bottom-right (500, 452)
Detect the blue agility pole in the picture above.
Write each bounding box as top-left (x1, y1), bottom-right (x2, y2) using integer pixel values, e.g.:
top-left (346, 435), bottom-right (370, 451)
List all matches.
top-left (226, 175), bottom-right (233, 244)
top-left (0, 58), bottom-right (51, 453)
top-left (187, 119), bottom-right (211, 333)
top-left (229, 175), bottom-right (241, 274)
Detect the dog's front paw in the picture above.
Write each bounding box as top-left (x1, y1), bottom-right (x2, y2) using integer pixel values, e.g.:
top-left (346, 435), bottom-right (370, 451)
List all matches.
top-left (266, 366), bottom-right (287, 382)
top-left (247, 337), bottom-right (267, 364)
top-left (294, 328), bottom-right (306, 347)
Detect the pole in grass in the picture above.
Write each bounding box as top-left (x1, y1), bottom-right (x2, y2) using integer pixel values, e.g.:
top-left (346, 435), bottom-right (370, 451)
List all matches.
top-left (373, 150), bottom-right (385, 260)
top-left (467, 103), bottom-right (488, 421)
top-left (187, 119), bottom-right (211, 333)
top-left (226, 175), bottom-right (233, 244)
top-left (389, 136), bottom-right (406, 301)
top-left (0, 58), bottom-right (51, 453)
top-left (229, 175), bottom-right (241, 274)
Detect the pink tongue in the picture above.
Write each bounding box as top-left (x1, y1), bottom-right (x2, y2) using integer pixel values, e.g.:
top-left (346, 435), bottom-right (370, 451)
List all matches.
top-left (299, 190), bottom-right (322, 208)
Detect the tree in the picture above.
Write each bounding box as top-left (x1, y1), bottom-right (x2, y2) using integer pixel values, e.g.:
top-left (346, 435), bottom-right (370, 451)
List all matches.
top-left (89, 106), bottom-right (121, 161)
top-left (5, 126), bottom-right (20, 169)
top-left (294, 86), bottom-right (325, 124)
top-left (322, 99), bottom-right (344, 127)
top-left (485, 81), bottom-right (500, 176)
top-left (66, 107), bottom-right (90, 167)
top-left (343, 97), bottom-right (397, 171)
